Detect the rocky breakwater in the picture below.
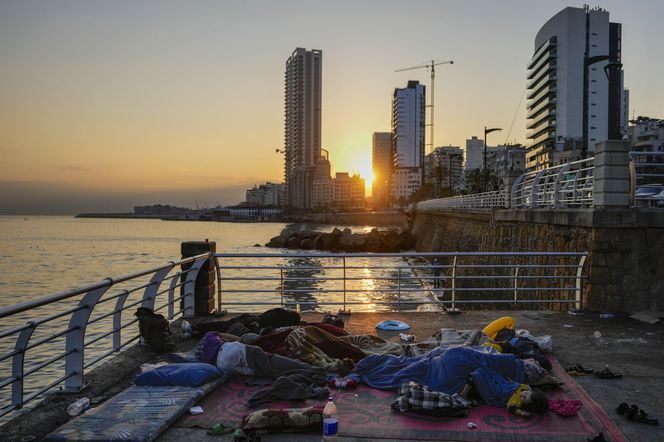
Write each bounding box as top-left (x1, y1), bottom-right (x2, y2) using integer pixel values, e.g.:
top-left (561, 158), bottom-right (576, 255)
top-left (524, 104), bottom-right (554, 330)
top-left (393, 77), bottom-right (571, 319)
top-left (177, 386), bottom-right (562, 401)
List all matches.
top-left (265, 226), bottom-right (414, 252)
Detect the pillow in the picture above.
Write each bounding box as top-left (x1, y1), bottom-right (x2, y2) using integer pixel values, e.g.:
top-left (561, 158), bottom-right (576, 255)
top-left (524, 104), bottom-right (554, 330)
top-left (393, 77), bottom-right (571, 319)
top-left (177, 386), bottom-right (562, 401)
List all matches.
top-left (135, 363), bottom-right (223, 387)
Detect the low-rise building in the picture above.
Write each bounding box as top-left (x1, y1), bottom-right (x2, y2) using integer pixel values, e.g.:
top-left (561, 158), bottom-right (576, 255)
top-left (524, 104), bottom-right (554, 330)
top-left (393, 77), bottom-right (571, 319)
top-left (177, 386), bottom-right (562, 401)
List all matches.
top-left (486, 144), bottom-right (527, 188)
top-left (245, 182), bottom-right (285, 207)
top-left (391, 168), bottom-right (421, 203)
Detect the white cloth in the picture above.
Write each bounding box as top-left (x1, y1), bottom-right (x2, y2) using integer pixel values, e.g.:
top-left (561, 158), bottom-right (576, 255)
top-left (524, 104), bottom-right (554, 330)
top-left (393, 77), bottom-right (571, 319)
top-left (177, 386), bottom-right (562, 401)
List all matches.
top-left (216, 342), bottom-right (254, 376)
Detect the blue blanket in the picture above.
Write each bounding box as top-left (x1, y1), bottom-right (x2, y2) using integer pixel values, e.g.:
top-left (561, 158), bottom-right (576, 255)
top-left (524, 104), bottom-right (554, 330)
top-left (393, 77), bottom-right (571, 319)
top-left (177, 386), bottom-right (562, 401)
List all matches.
top-left (353, 346), bottom-right (525, 393)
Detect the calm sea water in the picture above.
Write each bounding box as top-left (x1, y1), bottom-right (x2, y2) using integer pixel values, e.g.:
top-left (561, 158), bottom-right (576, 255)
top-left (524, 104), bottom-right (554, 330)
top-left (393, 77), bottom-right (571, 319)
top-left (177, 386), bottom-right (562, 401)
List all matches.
top-left (0, 216), bottom-right (428, 414)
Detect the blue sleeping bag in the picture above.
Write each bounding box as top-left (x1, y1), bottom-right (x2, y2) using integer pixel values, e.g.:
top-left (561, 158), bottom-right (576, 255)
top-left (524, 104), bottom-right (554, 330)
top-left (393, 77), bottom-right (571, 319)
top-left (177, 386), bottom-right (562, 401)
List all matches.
top-left (354, 346), bottom-right (525, 393)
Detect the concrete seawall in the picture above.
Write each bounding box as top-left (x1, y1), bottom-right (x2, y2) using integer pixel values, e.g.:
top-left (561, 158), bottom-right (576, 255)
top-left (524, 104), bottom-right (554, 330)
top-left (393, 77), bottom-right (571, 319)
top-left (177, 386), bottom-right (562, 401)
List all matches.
top-left (412, 207), bottom-right (664, 313)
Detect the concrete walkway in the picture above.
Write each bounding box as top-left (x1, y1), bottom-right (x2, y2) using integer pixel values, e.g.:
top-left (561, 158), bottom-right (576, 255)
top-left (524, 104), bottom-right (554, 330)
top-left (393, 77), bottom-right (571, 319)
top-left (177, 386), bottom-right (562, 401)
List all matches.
top-left (158, 310), bottom-right (664, 442)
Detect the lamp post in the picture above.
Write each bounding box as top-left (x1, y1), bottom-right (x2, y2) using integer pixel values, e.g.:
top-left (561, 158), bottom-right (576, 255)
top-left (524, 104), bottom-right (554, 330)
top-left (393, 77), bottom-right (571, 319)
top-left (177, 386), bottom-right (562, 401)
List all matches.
top-left (483, 127), bottom-right (502, 192)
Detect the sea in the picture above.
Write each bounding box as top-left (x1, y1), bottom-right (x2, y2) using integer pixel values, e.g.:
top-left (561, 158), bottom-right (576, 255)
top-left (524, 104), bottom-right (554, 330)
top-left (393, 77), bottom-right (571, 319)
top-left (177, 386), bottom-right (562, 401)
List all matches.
top-left (0, 215), bottom-right (429, 415)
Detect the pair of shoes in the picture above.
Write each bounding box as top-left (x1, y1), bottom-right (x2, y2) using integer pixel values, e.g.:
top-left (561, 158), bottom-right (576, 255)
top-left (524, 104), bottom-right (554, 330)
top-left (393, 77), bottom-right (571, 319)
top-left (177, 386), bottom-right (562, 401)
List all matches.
top-left (595, 368), bottom-right (622, 379)
top-left (587, 433), bottom-right (607, 442)
top-left (565, 363), bottom-right (594, 376)
top-left (616, 402), bottom-right (659, 425)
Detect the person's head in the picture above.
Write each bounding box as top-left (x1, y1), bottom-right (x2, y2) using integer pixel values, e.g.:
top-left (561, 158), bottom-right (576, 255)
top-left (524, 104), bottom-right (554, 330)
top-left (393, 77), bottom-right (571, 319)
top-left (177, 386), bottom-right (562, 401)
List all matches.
top-left (519, 388), bottom-right (549, 414)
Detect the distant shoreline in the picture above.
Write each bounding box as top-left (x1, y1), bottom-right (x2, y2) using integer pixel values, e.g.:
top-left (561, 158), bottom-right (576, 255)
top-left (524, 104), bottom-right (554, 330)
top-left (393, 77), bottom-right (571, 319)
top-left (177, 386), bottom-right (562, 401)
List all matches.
top-left (74, 211), bottom-right (408, 226)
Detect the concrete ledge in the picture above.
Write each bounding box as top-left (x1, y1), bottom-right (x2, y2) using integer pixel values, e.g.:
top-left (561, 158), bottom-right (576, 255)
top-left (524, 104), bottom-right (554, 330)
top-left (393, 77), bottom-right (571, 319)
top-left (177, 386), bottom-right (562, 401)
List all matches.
top-left (494, 208), bottom-right (595, 227)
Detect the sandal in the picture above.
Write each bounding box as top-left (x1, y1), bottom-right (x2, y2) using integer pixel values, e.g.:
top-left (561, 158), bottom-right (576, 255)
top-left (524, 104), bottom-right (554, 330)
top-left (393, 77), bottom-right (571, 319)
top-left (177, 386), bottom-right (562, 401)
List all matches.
top-left (595, 368), bottom-right (622, 379)
top-left (616, 402), bottom-right (629, 416)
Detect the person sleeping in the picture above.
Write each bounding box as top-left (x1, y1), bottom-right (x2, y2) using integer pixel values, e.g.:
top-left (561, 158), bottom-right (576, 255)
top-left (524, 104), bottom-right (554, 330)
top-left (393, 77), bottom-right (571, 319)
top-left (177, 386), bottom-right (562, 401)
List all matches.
top-left (354, 346), bottom-right (552, 417)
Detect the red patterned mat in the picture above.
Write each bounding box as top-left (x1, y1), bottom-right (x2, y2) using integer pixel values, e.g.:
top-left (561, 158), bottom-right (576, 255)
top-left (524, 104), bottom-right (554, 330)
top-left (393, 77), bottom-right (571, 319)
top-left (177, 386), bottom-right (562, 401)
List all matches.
top-left (175, 356), bottom-right (626, 441)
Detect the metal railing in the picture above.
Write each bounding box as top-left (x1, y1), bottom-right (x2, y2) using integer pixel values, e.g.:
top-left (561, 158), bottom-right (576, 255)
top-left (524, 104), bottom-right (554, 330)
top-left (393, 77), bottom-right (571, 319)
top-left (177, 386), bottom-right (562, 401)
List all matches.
top-left (213, 251), bottom-right (588, 313)
top-left (0, 253), bottom-right (210, 418)
top-left (511, 157), bottom-right (595, 208)
top-left (417, 191), bottom-right (507, 210)
top-left (630, 151), bottom-right (664, 205)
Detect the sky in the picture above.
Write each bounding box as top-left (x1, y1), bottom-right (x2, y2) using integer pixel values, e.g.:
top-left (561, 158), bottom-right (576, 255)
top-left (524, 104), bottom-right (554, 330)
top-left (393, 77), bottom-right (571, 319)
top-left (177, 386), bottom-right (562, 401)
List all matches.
top-left (0, 0), bottom-right (662, 214)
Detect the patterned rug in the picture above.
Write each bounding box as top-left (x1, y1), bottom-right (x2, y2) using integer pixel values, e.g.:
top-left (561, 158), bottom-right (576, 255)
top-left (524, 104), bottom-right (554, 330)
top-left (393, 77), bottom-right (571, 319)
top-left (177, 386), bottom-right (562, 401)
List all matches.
top-left (175, 357), bottom-right (627, 441)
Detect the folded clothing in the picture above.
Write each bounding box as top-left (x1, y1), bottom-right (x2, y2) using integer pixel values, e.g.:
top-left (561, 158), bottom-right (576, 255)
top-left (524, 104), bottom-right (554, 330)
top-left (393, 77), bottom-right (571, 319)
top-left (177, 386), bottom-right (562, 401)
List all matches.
top-left (391, 381), bottom-right (474, 417)
top-left (241, 406), bottom-right (323, 434)
top-left (549, 399), bottom-right (583, 416)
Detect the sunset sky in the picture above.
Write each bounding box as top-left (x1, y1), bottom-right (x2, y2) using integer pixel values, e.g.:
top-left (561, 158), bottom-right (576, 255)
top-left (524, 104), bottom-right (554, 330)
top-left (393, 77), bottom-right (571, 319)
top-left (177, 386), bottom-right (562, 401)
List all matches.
top-left (1, 0), bottom-right (662, 214)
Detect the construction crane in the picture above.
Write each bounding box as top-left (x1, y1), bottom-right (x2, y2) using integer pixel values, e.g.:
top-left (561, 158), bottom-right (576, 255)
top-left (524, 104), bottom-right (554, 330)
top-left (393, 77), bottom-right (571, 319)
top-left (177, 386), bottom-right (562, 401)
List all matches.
top-left (395, 60), bottom-right (454, 153)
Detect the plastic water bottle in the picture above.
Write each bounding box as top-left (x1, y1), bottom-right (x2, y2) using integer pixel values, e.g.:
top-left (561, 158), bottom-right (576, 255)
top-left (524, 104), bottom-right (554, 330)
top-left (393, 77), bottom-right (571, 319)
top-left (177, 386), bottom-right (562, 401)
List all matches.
top-left (182, 320), bottom-right (192, 338)
top-left (322, 397), bottom-right (338, 440)
top-left (67, 397), bottom-right (90, 416)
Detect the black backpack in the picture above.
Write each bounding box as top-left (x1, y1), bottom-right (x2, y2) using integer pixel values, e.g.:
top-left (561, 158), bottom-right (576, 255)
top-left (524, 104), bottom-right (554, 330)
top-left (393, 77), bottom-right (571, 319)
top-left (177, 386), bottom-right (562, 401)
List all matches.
top-left (135, 307), bottom-right (173, 353)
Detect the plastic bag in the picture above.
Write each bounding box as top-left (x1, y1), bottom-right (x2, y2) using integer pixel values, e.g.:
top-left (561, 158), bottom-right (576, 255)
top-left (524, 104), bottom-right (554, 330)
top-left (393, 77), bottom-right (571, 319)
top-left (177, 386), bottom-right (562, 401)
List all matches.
top-left (516, 329), bottom-right (553, 353)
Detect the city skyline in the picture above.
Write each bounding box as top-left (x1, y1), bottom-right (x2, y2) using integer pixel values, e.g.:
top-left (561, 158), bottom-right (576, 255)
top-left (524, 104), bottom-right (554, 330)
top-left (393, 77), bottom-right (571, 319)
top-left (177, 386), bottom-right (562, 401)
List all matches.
top-left (1, 1), bottom-right (663, 214)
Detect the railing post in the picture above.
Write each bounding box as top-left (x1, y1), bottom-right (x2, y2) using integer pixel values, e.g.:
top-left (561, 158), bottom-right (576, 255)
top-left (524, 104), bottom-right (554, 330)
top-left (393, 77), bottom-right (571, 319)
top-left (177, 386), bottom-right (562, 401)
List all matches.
top-left (182, 258), bottom-right (206, 319)
top-left (342, 257), bottom-right (347, 313)
top-left (575, 254), bottom-right (587, 310)
top-left (397, 267), bottom-right (402, 311)
top-left (167, 276), bottom-right (178, 319)
top-left (214, 255), bottom-right (222, 313)
top-left (12, 322), bottom-right (36, 409)
top-left (513, 266), bottom-right (520, 306)
top-left (530, 169), bottom-right (546, 208)
top-left (140, 264), bottom-right (174, 311)
top-left (510, 173), bottom-right (526, 208)
top-left (554, 163), bottom-right (571, 208)
top-left (112, 290), bottom-right (130, 350)
top-left (280, 266), bottom-right (284, 307)
top-left (451, 255), bottom-right (457, 310)
top-left (63, 283), bottom-right (111, 392)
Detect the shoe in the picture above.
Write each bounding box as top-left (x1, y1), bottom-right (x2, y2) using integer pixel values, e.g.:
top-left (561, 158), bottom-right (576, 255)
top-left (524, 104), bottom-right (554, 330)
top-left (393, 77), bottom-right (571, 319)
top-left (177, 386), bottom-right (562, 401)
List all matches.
top-left (587, 433), bottom-right (607, 442)
top-left (595, 368), bottom-right (622, 379)
top-left (616, 402), bottom-right (629, 416)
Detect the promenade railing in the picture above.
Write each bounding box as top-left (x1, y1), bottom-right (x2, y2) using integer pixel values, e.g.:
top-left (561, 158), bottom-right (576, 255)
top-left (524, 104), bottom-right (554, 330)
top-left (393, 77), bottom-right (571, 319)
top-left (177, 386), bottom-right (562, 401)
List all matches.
top-left (417, 191), bottom-right (507, 210)
top-left (213, 251), bottom-right (587, 312)
top-left (510, 157), bottom-right (595, 208)
top-left (0, 252), bottom-right (210, 419)
top-left (0, 250), bottom-right (587, 419)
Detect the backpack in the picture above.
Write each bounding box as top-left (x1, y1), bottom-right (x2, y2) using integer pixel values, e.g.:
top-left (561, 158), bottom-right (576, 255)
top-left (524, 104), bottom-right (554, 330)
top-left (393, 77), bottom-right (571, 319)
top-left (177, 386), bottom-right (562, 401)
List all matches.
top-left (135, 307), bottom-right (173, 353)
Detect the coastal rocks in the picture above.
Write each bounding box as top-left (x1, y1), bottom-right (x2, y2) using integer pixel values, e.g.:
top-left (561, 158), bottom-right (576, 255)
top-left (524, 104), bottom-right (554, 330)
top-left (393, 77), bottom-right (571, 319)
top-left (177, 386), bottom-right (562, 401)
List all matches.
top-left (265, 226), bottom-right (413, 252)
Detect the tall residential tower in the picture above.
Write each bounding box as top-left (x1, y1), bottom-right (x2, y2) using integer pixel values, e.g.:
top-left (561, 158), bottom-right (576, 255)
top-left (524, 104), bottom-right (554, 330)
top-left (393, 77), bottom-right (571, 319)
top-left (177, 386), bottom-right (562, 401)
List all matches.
top-left (284, 48), bottom-right (323, 209)
top-left (391, 80), bottom-right (425, 202)
top-left (371, 132), bottom-right (392, 208)
top-left (526, 6), bottom-right (625, 170)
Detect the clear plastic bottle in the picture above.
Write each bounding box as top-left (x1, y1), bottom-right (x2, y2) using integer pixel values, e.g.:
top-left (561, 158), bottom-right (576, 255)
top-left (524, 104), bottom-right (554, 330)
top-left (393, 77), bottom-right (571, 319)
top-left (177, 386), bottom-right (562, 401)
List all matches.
top-left (67, 397), bottom-right (90, 416)
top-left (182, 320), bottom-right (192, 338)
top-left (322, 397), bottom-right (338, 440)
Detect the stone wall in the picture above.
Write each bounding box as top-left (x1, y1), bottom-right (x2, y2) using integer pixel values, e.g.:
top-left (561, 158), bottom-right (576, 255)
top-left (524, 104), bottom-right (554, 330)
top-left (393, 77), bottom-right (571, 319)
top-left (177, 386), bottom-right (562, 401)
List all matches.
top-left (412, 208), bottom-right (664, 313)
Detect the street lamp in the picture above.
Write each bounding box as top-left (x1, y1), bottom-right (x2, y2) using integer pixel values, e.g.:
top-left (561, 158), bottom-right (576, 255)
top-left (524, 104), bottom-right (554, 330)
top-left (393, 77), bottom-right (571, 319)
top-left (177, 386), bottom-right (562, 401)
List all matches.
top-left (582, 55), bottom-right (622, 159)
top-left (484, 127), bottom-right (502, 192)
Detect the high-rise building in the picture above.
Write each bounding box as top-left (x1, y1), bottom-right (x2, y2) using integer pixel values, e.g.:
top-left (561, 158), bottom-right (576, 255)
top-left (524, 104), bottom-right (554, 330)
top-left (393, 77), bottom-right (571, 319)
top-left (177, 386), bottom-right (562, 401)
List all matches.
top-left (372, 132), bottom-right (392, 208)
top-left (425, 146), bottom-right (464, 196)
top-left (391, 80), bottom-right (425, 201)
top-left (465, 136), bottom-right (484, 171)
top-left (284, 47), bottom-right (323, 209)
top-left (526, 6), bottom-right (625, 170)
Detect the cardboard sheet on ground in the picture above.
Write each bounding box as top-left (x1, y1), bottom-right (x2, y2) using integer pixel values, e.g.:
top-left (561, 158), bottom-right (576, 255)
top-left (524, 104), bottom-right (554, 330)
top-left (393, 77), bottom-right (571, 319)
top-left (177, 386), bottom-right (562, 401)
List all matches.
top-left (175, 356), bottom-right (627, 441)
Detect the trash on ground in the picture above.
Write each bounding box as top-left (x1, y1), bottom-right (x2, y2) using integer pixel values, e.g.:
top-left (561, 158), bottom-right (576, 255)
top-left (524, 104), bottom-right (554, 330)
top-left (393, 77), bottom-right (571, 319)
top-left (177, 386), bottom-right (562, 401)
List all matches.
top-left (189, 406), bottom-right (204, 414)
top-left (563, 324), bottom-right (574, 328)
top-left (467, 422), bottom-right (478, 429)
top-left (399, 333), bottom-right (415, 342)
top-left (593, 331), bottom-right (602, 339)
